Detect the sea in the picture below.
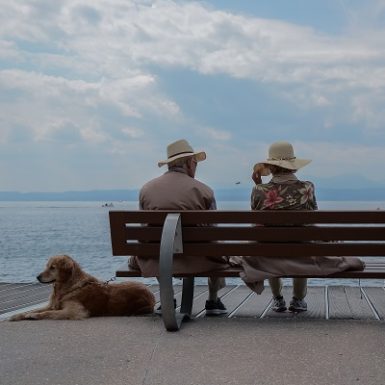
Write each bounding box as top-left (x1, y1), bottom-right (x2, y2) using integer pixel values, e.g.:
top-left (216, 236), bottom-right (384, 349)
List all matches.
top-left (1, 200), bottom-right (384, 286)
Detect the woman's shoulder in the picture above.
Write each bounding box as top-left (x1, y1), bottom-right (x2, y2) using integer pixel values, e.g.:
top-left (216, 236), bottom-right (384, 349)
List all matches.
top-left (253, 180), bottom-right (275, 189)
top-left (299, 180), bottom-right (316, 188)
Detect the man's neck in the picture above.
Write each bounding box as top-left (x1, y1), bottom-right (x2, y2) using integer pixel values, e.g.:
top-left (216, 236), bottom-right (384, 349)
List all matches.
top-left (168, 166), bottom-right (188, 174)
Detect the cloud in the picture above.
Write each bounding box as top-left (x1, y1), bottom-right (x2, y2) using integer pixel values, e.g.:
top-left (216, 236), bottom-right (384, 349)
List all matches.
top-left (198, 126), bottom-right (232, 141)
top-left (1, 0), bottom-right (385, 191)
top-left (294, 141), bottom-right (385, 185)
top-left (3, 1), bottom-right (383, 83)
top-left (0, 69), bottom-right (100, 143)
top-left (0, 68), bottom-right (179, 146)
top-left (121, 126), bottom-right (144, 139)
top-left (350, 91), bottom-right (385, 130)
top-left (0, 40), bottom-right (20, 61)
top-left (2, 1), bottom-right (385, 127)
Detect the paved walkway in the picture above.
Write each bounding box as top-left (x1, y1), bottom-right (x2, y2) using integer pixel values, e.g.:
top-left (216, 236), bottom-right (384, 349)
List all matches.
top-left (1, 316), bottom-right (384, 385)
top-left (1, 283), bottom-right (385, 385)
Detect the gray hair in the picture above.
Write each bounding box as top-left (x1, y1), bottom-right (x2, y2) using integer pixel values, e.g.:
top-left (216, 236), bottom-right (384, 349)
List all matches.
top-left (167, 156), bottom-right (192, 169)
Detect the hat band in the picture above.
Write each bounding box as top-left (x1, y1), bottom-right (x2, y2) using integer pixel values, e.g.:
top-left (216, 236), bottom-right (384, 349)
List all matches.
top-left (168, 151), bottom-right (194, 159)
top-left (268, 156), bottom-right (296, 161)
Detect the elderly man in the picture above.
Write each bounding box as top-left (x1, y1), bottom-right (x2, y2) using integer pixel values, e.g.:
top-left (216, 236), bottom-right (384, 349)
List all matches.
top-left (130, 139), bottom-right (229, 315)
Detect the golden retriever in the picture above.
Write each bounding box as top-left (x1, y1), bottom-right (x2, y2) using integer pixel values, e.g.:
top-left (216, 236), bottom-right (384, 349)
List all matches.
top-left (10, 255), bottom-right (155, 321)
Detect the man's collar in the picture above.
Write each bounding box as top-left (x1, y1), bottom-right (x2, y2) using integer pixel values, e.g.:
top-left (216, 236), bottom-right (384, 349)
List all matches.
top-left (167, 166), bottom-right (189, 175)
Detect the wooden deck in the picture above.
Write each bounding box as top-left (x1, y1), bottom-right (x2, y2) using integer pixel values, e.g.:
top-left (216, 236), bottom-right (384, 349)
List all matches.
top-left (1, 282), bottom-right (385, 321)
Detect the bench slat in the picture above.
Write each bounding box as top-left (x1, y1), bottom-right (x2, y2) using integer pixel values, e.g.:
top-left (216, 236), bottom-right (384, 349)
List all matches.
top-left (110, 210), bottom-right (385, 225)
top-left (121, 226), bottom-right (385, 242)
top-left (114, 242), bottom-right (385, 257)
top-left (115, 261), bottom-right (385, 279)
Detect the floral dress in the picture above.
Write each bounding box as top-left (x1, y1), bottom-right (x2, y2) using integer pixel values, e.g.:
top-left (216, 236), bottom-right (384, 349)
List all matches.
top-left (238, 173), bottom-right (364, 294)
top-left (251, 175), bottom-right (318, 211)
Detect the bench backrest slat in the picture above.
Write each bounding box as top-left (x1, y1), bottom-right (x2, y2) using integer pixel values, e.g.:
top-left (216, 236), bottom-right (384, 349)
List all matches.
top-left (111, 210), bottom-right (385, 224)
top-left (109, 210), bottom-right (385, 258)
top-left (122, 226), bottom-right (385, 242)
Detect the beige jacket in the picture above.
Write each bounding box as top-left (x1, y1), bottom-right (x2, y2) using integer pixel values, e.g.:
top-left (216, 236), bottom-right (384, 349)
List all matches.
top-left (130, 168), bottom-right (230, 276)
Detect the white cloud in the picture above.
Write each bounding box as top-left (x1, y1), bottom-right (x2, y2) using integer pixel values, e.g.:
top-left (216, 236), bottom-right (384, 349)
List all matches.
top-left (0, 68), bottom-right (179, 145)
top-left (350, 91), bottom-right (385, 130)
top-left (121, 126), bottom-right (144, 138)
top-left (0, 40), bottom-right (20, 61)
top-left (2, 1), bottom-right (382, 84)
top-left (293, 141), bottom-right (385, 183)
top-left (200, 127), bottom-right (232, 141)
top-left (1, 0), bottom-right (385, 191)
top-left (1, 0), bottom-right (385, 125)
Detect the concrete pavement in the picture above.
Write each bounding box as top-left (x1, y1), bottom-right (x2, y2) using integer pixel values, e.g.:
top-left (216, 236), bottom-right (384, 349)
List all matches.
top-left (1, 316), bottom-right (384, 385)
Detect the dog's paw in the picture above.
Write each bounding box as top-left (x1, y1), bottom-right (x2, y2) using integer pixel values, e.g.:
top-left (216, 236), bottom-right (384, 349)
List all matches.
top-left (9, 313), bottom-right (26, 321)
top-left (24, 313), bottom-right (41, 320)
top-left (10, 312), bottom-right (41, 321)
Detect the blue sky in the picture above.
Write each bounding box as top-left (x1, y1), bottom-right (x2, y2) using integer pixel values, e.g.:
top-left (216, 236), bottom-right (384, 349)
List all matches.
top-left (1, 0), bottom-right (385, 192)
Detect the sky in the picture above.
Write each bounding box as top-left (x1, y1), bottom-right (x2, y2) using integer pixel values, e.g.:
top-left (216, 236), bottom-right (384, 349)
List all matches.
top-left (1, 0), bottom-right (385, 192)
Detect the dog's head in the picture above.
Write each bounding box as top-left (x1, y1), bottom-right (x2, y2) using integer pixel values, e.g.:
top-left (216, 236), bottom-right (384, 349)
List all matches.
top-left (37, 255), bottom-right (79, 284)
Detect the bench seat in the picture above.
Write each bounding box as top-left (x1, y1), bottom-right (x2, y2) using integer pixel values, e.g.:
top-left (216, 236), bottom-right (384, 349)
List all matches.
top-left (115, 262), bottom-right (385, 279)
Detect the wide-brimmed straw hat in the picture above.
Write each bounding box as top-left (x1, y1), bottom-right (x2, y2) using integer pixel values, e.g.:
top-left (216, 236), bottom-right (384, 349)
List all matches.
top-left (158, 139), bottom-right (206, 167)
top-left (253, 141), bottom-right (311, 173)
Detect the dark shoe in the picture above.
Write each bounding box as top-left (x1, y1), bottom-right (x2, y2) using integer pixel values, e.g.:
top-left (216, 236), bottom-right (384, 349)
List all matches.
top-left (272, 296), bottom-right (287, 312)
top-left (155, 298), bottom-right (177, 315)
top-left (288, 297), bottom-right (307, 312)
top-left (205, 299), bottom-right (227, 316)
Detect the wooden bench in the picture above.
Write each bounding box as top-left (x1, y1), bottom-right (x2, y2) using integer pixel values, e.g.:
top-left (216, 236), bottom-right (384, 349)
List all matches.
top-left (109, 210), bottom-right (385, 331)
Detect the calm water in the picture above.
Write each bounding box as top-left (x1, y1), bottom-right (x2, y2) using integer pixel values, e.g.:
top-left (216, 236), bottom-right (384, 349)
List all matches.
top-left (0, 200), bottom-right (384, 285)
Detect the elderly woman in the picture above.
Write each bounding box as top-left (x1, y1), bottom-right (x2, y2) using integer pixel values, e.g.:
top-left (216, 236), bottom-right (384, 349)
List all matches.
top-left (238, 141), bottom-right (364, 312)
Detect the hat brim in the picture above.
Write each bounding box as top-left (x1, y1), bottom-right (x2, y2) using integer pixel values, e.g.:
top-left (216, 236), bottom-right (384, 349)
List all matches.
top-left (253, 158), bottom-right (311, 172)
top-left (158, 151), bottom-right (206, 167)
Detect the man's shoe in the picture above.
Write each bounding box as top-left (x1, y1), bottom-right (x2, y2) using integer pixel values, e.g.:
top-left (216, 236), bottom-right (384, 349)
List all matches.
top-left (205, 299), bottom-right (227, 316)
top-left (155, 298), bottom-right (177, 315)
top-left (272, 296), bottom-right (287, 312)
top-left (288, 297), bottom-right (307, 312)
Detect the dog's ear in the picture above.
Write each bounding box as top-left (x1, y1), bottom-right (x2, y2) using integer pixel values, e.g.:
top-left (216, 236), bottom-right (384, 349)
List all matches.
top-left (58, 256), bottom-right (75, 280)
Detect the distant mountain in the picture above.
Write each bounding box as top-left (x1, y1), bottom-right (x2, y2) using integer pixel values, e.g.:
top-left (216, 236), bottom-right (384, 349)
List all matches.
top-left (312, 174), bottom-right (385, 190)
top-left (0, 189), bottom-right (139, 201)
top-left (0, 187), bottom-right (384, 201)
top-left (316, 188), bottom-right (385, 201)
top-left (215, 187), bottom-right (385, 201)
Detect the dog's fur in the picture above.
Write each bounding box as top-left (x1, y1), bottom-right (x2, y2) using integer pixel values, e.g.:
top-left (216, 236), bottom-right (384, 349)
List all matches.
top-left (10, 255), bottom-right (155, 321)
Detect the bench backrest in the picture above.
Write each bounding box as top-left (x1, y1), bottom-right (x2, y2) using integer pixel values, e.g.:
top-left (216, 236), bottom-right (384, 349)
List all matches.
top-left (109, 210), bottom-right (385, 258)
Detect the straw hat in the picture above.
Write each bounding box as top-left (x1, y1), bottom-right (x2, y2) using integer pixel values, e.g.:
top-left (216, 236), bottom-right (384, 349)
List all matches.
top-left (158, 139), bottom-right (206, 167)
top-left (253, 141), bottom-right (311, 173)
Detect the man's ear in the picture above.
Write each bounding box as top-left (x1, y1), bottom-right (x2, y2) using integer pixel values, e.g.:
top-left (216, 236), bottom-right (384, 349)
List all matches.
top-left (186, 157), bottom-right (197, 177)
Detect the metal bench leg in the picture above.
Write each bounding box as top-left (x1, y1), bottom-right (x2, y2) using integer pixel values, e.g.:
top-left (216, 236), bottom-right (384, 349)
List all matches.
top-left (159, 213), bottom-right (190, 331)
top-left (180, 277), bottom-right (194, 315)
